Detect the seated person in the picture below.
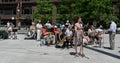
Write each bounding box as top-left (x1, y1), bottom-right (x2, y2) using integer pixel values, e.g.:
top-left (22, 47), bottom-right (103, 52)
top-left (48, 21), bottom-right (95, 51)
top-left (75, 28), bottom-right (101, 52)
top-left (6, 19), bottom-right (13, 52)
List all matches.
top-left (87, 27), bottom-right (95, 44)
top-left (42, 26), bottom-right (51, 46)
top-left (29, 22), bottom-right (36, 38)
top-left (30, 22), bottom-right (36, 32)
top-left (24, 22), bottom-right (36, 39)
top-left (45, 20), bottom-right (52, 32)
top-left (49, 32), bottom-right (56, 45)
top-left (56, 25), bottom-right (66, 47)
top-left (64, 26), bottom-right (73, 48)
top-left (59, 25), bottom-right (66, 41)
top-left (53, 26), bottom-right (59, 43)
top-left (53, 26), bottom-right (58, 35)
top-left (94, 27), bottom-right (103, 47)
top-left (83, 32), bottom-right (90, 45)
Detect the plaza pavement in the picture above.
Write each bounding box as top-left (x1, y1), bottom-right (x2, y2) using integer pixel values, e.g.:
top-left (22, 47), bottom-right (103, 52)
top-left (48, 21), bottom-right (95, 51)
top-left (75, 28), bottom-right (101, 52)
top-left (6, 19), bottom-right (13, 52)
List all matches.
top-left (0, 34), bottom-right (120, 63)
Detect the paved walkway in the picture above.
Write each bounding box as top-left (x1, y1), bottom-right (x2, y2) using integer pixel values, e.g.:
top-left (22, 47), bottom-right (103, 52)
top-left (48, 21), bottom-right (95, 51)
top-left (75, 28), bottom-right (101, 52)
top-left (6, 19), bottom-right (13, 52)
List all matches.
top-left (0, 34), bottom-right (120, 63)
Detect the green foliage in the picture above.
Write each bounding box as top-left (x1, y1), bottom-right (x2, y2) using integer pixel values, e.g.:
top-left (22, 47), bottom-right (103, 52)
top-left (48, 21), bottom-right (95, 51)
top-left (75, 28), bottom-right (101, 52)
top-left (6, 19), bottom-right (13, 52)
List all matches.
top-left (32, 0), bottom-right (53, 22)
top-left (33, 0), bottom-right (120, 28)
top-left (0, 30), bottom-right (7, 35)
top-left (58, 0), bottom-right (119, 28)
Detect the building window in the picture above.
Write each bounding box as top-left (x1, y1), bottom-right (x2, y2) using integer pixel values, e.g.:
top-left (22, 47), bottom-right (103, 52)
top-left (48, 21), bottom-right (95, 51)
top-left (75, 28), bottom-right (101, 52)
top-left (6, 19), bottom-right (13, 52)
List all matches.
top-left (0, 8), bottom-right (16, 15)
top-left (0, 9), bottom-right (3, 15)
top-left (22, 7), bottom-right (32, 14)
top-left (22, 0), bottom-right (32, 1)
top-left (2, 0), bottom-right (15, 2)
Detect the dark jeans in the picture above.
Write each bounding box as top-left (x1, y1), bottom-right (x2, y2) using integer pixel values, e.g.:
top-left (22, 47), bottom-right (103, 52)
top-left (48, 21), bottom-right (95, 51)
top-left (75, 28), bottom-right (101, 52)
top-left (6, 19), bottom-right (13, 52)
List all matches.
top-left (62, 37), bottom-right (73, 48)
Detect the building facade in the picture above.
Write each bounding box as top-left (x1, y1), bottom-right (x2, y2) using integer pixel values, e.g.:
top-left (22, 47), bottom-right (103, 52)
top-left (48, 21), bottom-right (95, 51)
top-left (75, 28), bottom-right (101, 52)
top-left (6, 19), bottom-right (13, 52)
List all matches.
top-left (0, 0), bottom-right (37, 26)
top-left (0, 0), bottom-right (119, 27)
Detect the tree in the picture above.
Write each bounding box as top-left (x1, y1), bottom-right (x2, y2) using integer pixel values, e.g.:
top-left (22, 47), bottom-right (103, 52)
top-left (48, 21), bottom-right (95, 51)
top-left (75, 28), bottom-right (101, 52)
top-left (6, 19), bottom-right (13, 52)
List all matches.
top-left (116, 0), bottom-right (120, 27)
top-left (60, 0), bottom-right (118, 27)
top-left (32, 0), bottom-right (54, 23)
top-left (33, 0), bottom-right (119, 28)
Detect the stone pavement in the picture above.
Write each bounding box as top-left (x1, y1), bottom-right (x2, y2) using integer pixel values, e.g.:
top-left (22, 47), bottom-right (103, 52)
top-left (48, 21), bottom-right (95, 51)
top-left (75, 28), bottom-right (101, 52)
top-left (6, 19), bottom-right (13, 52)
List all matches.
top-left (0, 34), bottom-right (120, 63)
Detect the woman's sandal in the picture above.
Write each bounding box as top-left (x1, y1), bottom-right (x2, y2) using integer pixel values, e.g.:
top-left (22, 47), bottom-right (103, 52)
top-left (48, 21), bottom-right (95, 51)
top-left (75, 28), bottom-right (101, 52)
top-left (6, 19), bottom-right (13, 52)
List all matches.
top-left (75, 53), bottom-right (79, 57)
top-left (81, 54), bottom-right (85, 57)
top-left (78, 53), bottom-right (85, 57)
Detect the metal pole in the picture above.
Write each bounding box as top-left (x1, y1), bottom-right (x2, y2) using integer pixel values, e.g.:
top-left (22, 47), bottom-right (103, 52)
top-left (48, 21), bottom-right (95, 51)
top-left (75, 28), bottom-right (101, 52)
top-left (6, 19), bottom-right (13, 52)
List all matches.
top-left (0, 17), bottom-right (1, 25)
top-left (16, 0), bottom-right (22, 27)
top-left (102, 29), bottom-right (105, 46)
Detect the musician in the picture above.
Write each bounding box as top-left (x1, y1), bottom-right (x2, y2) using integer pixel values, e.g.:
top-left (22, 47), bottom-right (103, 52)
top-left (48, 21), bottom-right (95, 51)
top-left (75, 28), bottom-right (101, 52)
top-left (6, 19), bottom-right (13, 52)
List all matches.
top-left (74, 17), bottom-right (84, 57)
top-left (42, 26), bottom-right (50, 46)
top-left (65, 26), bottom-right (73, 48)
top-left (29, 22), bottom-right (36, 38)
top-left (56, 25), bottom-right (66, 47)
top-left (53, 26), bottom-right (59, 43)
top-left (58, 25), bottom-right (66, 43)
top-left (45, 20), bottom-right (52, 32)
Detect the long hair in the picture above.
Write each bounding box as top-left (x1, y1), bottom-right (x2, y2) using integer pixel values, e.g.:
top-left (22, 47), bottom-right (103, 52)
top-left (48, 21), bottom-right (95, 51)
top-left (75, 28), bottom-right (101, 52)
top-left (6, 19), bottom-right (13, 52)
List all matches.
top-left (75, 17), bottom-right (81, 23)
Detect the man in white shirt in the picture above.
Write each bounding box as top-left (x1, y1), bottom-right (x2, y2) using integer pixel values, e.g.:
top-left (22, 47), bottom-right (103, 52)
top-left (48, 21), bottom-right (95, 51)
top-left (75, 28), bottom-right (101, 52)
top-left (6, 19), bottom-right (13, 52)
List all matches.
top-left (45, 20), bottom-right (52, 28)
top-left (65, 20), bottom-right (71, 27)
top-left (109, 20), bottom-right (117, 50)
top-left (65, 27), bottom-right (72, 37)
top-left (36, 20), bottom-right (43, 41)
top-left (45, 20), bottom-right (52, 32)
top-left (64, 27), bottom-right (73, 48)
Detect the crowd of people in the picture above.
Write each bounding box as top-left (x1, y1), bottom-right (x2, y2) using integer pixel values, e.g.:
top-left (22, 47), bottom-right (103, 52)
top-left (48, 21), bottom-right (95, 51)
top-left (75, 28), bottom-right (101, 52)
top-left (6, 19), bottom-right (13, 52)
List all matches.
top-left (23, 17), bottom-right (106, 57)
top-left (6, 17), bottom-right (117, 57)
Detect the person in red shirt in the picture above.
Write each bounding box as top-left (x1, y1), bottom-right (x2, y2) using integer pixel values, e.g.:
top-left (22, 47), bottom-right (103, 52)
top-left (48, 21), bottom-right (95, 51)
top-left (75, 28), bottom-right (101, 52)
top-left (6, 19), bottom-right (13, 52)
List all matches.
top-left (53, 26), bottom-right (59, 44)
top-left (53, 26), bottom-right (58, 35)
top-left (42, 26), bottom-right (50, 46)
top-left (42, 26), bottom-right (49, 36)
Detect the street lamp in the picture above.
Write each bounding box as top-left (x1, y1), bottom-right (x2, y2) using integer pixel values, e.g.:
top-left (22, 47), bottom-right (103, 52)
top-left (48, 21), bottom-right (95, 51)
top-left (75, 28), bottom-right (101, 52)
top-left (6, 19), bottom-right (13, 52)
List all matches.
top-left (17, 9), bottom-right (20, 17)
top-left (11, 17), bottom-right (15, 20)
top-left (17, 9), bottom-right (20, 12)
top-left (16, 8), bottom-right (20, 27)
top-left (16, 0), bottom-right (22, 29)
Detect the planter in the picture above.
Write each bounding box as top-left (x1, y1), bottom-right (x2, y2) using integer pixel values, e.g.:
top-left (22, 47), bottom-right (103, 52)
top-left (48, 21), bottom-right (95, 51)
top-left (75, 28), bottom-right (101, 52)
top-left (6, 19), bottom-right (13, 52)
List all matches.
top-left (0, 30), bottom-right (8, 39)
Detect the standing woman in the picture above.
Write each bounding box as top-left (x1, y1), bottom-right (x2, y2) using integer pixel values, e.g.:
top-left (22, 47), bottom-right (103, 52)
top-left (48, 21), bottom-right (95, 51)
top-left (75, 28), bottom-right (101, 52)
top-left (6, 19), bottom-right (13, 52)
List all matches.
top-left (74, 17), bottom-right (84, 57)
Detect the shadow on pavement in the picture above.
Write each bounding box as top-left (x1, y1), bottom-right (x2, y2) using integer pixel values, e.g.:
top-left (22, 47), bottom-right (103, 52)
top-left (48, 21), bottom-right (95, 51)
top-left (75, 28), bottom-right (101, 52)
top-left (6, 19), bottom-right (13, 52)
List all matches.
top-left (103, 46), bottom-right (112, 50)
top-left (84, 46), bottom-right (120, 59)
top-left (69, 52), bottom-right (89, 59)
top-left (69, 52), bottom-right (75, 55)
top-left (92, 45), bottom-right (101, 48)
